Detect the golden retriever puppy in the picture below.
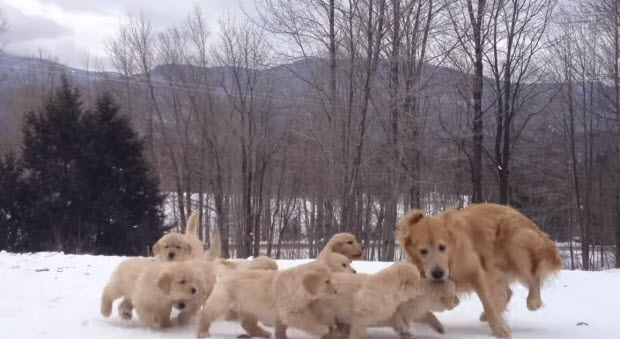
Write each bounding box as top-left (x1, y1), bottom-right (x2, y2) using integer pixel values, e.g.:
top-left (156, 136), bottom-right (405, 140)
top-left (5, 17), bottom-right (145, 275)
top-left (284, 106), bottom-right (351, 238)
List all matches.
top-left (101, 259), bottom-right (202, 328)
top-left (104, 231), bottom-right (221, 324)
top-left (398, 203), bottom-right (563, 338)
top-left (319, 251), bottom-right (357, 274)
top-left (196, 261), bottom-right (338, 338)
top-left (382, 279), bottom-right (460, 337)
top-left (100, 257), bottom-right (150, 320)
top-left (303, 262), bottom-right (422, 339)
top-left (153, 212), bottom-right (203, 261)
top-left (320, 233), bottom-right (364, 260)
top-left (315, 277), bottom-right (458, 339)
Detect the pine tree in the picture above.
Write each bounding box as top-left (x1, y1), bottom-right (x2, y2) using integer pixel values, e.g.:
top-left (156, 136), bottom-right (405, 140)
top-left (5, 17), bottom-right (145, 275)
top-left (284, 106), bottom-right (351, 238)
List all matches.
top-left (0, 152), bottom-right (30, 251)
top-left (78, 92), bottom-right (165, 255)
top-left (21, 76), bottom-right (84, 252)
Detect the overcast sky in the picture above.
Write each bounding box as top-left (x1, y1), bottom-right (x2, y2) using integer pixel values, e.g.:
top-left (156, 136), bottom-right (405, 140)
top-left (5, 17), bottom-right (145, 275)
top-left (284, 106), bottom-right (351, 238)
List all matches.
top-left (0, 0), bottom-right (251, 68)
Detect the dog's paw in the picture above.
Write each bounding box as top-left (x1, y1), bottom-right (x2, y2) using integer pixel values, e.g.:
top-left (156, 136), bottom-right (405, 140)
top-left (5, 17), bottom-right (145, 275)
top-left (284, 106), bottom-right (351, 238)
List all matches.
top-left (490, 323), bottom-right (511, 338)
top-left (442, 294), bottom-right (460, 310)
top-left (479, 312), bottom-right (487, 322)
top-left (120, 309), bottom-right (132, 320)
top-left (527, 296), bottom-right (542, 311)
top-left (197, 330), bottom-right (211, 338)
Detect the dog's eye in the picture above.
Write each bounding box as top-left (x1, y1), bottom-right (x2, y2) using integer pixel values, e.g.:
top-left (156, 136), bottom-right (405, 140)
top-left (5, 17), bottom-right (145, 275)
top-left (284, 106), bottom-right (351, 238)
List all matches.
top-left (420, 249), bottom-right (428, 256)
top-left (179, 280), bottom-right (186, 284)
top-left (347, 241), bottom-right (353, 245)
top-left (164, 245), bottom-right (169, 249)
top-left (176, 246), bottom-right (181, 249)
top-left (325, 279), bottom-right (330, 284)
top-left (341, 263), bottom-right (346, 267)
top-left (438, 244), bottom-right (446, 252)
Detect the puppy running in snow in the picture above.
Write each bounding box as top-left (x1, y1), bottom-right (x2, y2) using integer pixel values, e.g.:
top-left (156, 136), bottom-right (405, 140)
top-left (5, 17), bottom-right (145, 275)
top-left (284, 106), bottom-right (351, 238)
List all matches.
top-left (100, 259), bottom-right (202, 328)
top-left (303, 262), bottom-right (426, 339)
top-left (320, 233), bottom-right (364, 260)
top-left (196, 258), bottom-right (344, 338)
top-left (153, 212), bottom-right (204, 261)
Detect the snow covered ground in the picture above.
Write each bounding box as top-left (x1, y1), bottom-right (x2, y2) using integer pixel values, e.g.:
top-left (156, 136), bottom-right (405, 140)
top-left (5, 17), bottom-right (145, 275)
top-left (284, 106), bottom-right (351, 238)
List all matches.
top-left (1, 251), bottom-right (618, 339)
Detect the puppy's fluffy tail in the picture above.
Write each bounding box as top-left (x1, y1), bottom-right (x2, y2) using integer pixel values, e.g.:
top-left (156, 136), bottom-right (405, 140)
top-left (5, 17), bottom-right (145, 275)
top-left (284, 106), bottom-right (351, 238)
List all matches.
top-left (207, 229), bottom-right (222, 260)
top-left (185, 212), bottom-right (200, 239)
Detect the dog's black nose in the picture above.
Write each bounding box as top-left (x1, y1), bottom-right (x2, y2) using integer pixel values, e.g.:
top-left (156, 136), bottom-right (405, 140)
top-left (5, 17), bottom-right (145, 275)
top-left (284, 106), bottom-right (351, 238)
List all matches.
top-left (431, 268), bottom-right (445, 280)
top-left (168, 252), bottom-right (175, 260)
top-left (191, 287), bottom-right (197, 294)
top-left (177, 302), bottom-right (186, 310)
top-left (352, 269), bottom-right (357, 274)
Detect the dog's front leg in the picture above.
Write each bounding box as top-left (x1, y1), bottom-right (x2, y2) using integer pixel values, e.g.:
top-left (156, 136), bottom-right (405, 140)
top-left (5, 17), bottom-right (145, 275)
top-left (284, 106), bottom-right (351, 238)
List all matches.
top-left (275, 318), bottom-right (289, 339)
top-left (419, 311), bottom-right (444, 334)
top-left (475, 277), bottom-right (511, 338)
top-left (240, 313), bottom-right (270, 338)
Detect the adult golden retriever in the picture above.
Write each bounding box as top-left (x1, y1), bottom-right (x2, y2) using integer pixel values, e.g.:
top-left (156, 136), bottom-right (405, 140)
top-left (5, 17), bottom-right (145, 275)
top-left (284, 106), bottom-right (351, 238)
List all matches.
top-left (398, 203), bottom-right (562, 338)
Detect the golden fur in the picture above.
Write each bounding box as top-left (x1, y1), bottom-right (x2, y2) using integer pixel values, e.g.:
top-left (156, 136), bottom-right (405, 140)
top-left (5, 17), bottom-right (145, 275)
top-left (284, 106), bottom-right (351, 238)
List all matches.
top-left (196, 260), bottom-right (338, 338)
top-left (321, 233), bottom-right (364, 260)
top-left (304, 262), bottom-right (422, 339)
top-left (153, 212), bottom-right (204, 261)
top-left (218, 255), bottom-right (279, 271)
top-left (398, 203), bottom-right (562, 338)
top-left (101, 259), bottom-right (202, 328)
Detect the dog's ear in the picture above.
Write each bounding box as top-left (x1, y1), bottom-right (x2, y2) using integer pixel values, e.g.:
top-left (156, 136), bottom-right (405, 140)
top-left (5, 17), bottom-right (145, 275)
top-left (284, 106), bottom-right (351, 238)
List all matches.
top-left (404, 210), bottom-right (424, 226)
top-left (302, 272), bottom-right (322, 295)
top-left (398, 210), bottom-right (424, 240)
top-left (157, 271), bottom-right (173, 294)
top-left (153, 241), bottom-right (161, 256)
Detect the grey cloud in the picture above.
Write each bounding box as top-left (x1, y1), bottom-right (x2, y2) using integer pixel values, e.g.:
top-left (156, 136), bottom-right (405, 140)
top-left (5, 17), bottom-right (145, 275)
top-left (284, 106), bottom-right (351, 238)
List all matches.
top-left (0, 3), bottom-right (72, 43)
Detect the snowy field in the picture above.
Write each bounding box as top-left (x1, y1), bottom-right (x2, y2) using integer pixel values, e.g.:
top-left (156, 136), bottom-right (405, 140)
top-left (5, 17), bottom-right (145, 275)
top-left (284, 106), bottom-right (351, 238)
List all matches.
top-left (1, 251), bottom-right (619, 339)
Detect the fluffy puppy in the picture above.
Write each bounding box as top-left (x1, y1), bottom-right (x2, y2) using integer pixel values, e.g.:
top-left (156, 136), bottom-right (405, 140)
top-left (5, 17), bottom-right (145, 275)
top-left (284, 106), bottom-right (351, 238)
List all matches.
top-left (315, 279), bottom-right (458, 339)
top-left (321, 233), bottom-right (364, 260)
top-left (100, 258), bottom-right (151, 320)
top-left (380, 279), bottom-right (460, 337)
top-left (153, 212), bottom-right (203, 261)
top-left (305, 262), bottom-right (422, 339)
top-left (398, 203), bottom-right (563, 338)
top-left (319, 252), bottom-right (356, 274)
top-left (196, 261), bottom-right (338, 338)
top-left (101, 260), bottom-right (202, 328)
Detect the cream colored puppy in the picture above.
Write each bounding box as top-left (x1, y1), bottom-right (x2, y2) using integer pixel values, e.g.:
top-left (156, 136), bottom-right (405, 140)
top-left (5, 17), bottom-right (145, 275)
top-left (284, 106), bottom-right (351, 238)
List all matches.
top-left (196, 261), bottom-right (338, 338)
top-left (303, 262), bottom-right (422, 339)
top-left (101, 260), bottom-right (202, 328)
top-left (378, 279), bottom-right (459, 337)
top-left (321, 233), bottom-right (364, 260)
top-left (153, 212), bottom-right (203, 261)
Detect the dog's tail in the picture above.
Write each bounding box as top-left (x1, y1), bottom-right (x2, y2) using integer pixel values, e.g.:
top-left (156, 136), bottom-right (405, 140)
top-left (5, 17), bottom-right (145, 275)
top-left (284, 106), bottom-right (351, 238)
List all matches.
top-left (207, 229), bottom-right (222, 261)
top-left (185, 212), bottom-right (200, 239)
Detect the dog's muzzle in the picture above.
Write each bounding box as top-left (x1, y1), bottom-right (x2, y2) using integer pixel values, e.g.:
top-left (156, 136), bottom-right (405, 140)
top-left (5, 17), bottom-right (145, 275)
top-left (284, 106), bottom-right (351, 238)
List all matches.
top-left (168, 252), bottom-right (175, 260)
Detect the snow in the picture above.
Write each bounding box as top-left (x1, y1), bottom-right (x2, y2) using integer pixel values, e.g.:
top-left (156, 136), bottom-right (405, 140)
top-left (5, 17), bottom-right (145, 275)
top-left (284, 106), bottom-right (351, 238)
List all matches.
top-left (0, 251), bottom-right (618, 339)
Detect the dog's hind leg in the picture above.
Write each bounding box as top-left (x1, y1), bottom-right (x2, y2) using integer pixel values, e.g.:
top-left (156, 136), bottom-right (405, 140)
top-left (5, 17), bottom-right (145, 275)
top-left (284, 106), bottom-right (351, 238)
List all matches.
top-left (100, 284), bottom-right (123, 317)
top-left (526, 278), bottom-right (542, 311)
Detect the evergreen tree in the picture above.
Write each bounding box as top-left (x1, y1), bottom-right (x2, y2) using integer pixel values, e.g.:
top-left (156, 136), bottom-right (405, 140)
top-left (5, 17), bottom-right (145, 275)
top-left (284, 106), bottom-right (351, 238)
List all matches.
top-left (20, 77), bottom-right (165, 254)
top-left (21, 76), bottom-right (84, 252)
top-left (0, 152), bottom-right (30, 251)
top-left (78, 92), bottom-right (165, 255)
